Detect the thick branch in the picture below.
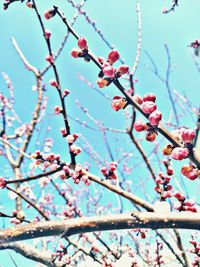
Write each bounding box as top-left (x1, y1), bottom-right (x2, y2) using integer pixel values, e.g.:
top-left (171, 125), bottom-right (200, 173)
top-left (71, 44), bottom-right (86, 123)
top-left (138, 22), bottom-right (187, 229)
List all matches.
top-left (1, 212), bottom-right (200, 244)
top-left (0, 242), bottom-right (63, 267)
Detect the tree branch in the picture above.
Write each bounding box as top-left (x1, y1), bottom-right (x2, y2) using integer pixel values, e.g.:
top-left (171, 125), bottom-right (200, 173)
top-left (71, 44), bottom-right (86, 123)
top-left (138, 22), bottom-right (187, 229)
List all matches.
top-left (1, 212), bottom-right (200, 244)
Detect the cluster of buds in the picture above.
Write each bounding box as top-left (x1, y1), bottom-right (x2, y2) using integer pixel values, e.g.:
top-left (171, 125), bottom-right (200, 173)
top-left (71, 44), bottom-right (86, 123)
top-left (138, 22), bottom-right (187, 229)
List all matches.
top-left (162, 128), bottom-right (196, 161)
top-left (64, 133), bottom-right (81, 156)
top-left (181, 164), bottom-right (199, 180)
top-left (31, 151), bottom-right (61, 169)
top-left (154, 172), bottom-right (173, 200)
top-left (100, 162), bottom-right (118, 180)
top-left (10, 210), bottom-right (25, 225)
top-left (96, 49), bottom-right (129, 88)
top-left (70, 164), bottom-right (90, 185)
top-left (133, 93), bottom-right (162, 142)
top-left (190, 239), bottom-right (200, 267)
top-left (51, 244), bottom-right (71, 264)
top-left (44, 7), bottom-right (57, 20)
top-left (133, 93), bottom-right (162, 126)
top-left (71, 37), bottom-right (89, 60)
top-left (111, 96), bottom-right (127, 111)
top-left (174, 192), bottom-right (197, 212)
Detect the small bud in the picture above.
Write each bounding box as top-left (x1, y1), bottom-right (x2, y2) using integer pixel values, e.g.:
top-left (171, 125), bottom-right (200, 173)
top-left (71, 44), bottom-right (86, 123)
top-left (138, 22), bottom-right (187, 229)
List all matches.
top-left (116, 65), bottom-right (129, 76)
top-left (111, 96), bottom-right (127, 111)
top-left (45, 55), bottom-right (54, 64)
top-left (148, 110), bottom-right (162, 126)
top-left (77, 37), bottom-right (88, 50)
top-left (63, 89), bottom-right (70, 97)
top-left (146, 130), bottom-right (157, 142)
top-left (44, 9), bottom-right (55, 20)
top-left (162, 144), bottom-right (173, 155)
top-left (26, 1), bottom-right (33, 8)
top-left (133, 94), bottom-right (143, 105)
top-left (141, 101), bottom-right (157, 114)
top-left (45, 29), bottom-right (52, 39)
top-left (49, 79), bottom-right (58, 87)
top-left (143, 93), bottom-right (156, 102)
top-left (96, 78), bottom-right (109, 88)
top-left (107, 49), bottom-right (120, 64)
top-left (181, 129), bottom-right (196, 143)
top-left (102, 66), bottom-right (116, 78)
top-left (134, 119), bottom-right (147, 132)
top-left (54, 105), bottom-right (62, 114)
top-left (71, 48), bottom-right (81, 58)
top-left (171, 147), bottom-right (189, 160)
top-left (0, 177), bottom-right (6, 188)
top-left (70, 144), bottom-right (81, 155)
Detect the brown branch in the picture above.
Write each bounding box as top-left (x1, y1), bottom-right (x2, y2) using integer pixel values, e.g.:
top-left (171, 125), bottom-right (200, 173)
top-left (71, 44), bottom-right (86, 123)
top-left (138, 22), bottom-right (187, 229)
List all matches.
top-left (6, 166), bottom-right (63, 184)
top-left (0, 243), bottom-right (63, 267)
top-left (1, 212), bottom-right (200, 244)
top-left (32, 0), bottom-right (76, 166)
top-left (84, 170), bottom-right (154, 212)
top-left (127, 131), bottom-right (156, 181)
top-left (5, 185), bottom-right (49, 221)
top-left (174, 229), bottom-right (191, 267)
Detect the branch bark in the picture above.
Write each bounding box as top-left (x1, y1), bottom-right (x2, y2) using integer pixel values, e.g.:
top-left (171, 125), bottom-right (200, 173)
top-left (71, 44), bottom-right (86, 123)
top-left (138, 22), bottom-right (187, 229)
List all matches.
top-left (1, 212), bottom-right (200, 244)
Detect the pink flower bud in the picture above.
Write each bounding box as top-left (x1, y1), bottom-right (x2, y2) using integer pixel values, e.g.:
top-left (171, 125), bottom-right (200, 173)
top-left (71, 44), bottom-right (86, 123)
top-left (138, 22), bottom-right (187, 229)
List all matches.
top-left (0, 177), bottom-right (6, 188)
top-left (66, 135), bottom-right (75, 144)
top-left (142, 101), bottom-right (157, 114)
top-left (77, 37), bottom-right (88, 50)
top-left (111, 96), bottom-right (127, 111)
top-left (96, 78), bottom-right (109, 88)
top-left (60, 128), bottom-right (67, 137)
top-left (181, 129), bottom-right (196, 143)
top-left (98, 57), bottom-right (105, 65)
top-left (162, 191), bottom-right (172, 199)
top-left (134, 119), bottom-right (147, 132)
top-left (174, 191), bottom-right (185, 201)
top-left (146, 131), bottom-right (157, 142)
top-left (148, 110), bottom-right (162, 126)
top-left (70, 144), bottom-right (82, 155)
top-left (54, 105), bottom-right (62, 114)
top-left (100, 167), bottom-right (108, 176)
top-left (71, 48), bottom-right (81, 58)
top-left (143, 93), bottom-right (156, 102)
top-left (63, 89), bottom-right (70, 97)
top-left (26, 1), bottom-right (33, 8)
top-left (49, 79), bottom-right (58, 87)
top-left (181, 165), bottom-right (199, 180)
top-left (107, 49), bottom-right (120, 64)
top-left (102, 66), bottom-right (116, 78)
top-left (45, 55), bottom-right (54, 64)
top-left (171, 147), bottom-right (189, 160)
top-left (44, 10), bottom-right (55, 20)
top-left (116, 65), bottom-right (129, 76)
top-left (133, 94), bottom-right (143, 105)
top-left (45, 29), bottom-right (51, 39)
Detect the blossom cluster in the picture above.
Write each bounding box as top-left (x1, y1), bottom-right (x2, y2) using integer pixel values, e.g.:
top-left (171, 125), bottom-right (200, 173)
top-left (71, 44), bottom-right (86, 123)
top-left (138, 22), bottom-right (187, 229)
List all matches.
top-left (100, 161), bottom-right (118, 180)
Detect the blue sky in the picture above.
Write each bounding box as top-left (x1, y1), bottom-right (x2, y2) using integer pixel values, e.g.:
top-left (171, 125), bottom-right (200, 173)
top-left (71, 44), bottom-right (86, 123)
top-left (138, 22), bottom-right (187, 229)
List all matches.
top-left (1, 0), bottom-right (200, 265)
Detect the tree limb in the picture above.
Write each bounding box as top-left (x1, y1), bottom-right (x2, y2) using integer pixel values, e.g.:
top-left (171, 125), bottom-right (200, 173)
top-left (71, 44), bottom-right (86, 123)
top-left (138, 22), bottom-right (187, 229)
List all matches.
top-left (1, 212), bottom-right (200, 244)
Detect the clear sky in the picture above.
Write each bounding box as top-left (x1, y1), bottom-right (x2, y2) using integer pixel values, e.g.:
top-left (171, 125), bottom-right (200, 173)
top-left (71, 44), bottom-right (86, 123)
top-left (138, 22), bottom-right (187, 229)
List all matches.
top-left (0, 0), bottom-right (200, 266)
